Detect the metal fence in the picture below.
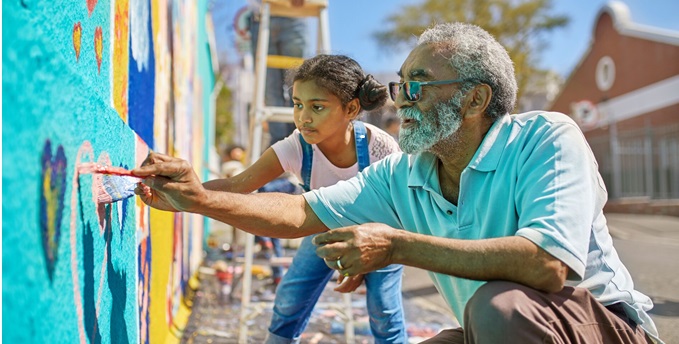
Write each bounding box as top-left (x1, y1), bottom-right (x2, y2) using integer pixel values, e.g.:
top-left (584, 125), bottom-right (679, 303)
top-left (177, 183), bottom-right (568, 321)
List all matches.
top-left (588, 123), bottom-right (679, 200)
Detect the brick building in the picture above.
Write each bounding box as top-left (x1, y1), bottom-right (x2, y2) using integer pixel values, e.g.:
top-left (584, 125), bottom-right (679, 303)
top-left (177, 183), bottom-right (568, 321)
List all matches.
top-left (549, 1), bottom-right (679, 216)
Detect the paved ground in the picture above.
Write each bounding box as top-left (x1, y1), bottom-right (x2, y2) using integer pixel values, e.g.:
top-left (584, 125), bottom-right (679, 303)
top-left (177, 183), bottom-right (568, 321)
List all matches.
top-left (606, 213), bottom-right (679, 344)
top-left (180, 255), bottom-right (456, 343)
top-left (182, 213), bottom-right (679, 343)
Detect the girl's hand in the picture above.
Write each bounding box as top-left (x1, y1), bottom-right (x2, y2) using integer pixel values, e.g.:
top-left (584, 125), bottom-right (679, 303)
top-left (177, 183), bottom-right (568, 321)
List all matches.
top-left (333, 274), bottom-right (365, 293)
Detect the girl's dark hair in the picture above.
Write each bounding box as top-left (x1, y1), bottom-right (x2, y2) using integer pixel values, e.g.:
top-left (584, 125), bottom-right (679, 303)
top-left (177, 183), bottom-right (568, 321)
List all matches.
top-left (287, 54), bottom-right (388, 111)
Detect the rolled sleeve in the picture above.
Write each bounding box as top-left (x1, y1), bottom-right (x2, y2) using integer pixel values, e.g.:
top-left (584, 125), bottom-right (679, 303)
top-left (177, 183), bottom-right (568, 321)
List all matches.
top-left (517, 227), bottom-right (586, 279)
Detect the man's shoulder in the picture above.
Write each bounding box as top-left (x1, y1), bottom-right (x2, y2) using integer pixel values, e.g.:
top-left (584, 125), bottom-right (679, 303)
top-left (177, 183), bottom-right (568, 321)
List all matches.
top-left (512, 111), bottom-right (577, 127)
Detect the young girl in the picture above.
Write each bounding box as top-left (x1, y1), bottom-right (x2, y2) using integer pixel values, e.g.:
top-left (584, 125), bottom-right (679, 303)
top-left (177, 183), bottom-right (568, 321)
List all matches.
top-left (203, 54), bottom-right (406, 343)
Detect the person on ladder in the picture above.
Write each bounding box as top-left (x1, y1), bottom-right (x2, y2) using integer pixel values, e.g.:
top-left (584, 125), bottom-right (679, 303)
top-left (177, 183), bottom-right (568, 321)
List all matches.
top-left (247, 0), bottom-right (306, 145)
top-left (199, 55), bottom-right (408, 343)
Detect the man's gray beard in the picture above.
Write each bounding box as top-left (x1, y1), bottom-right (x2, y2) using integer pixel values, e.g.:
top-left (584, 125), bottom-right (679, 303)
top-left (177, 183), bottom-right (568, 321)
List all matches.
top-left (397, 96), bottom-right (464, 154)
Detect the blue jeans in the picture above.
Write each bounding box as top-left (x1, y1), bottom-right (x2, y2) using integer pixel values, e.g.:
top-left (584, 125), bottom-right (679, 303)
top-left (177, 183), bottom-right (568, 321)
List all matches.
top-left (254, 236), bottom-right (284, 280)
top-left (266, 235), bottom-right (407, 343)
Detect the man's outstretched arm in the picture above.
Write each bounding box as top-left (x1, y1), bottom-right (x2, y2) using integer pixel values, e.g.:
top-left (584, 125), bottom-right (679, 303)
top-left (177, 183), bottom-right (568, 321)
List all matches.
top-left (133, 152), bottom-right (328, 238)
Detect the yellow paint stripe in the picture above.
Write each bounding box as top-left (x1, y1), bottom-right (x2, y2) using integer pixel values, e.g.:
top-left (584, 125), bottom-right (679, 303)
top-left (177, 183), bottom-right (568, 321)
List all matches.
top-left (164, 272), bottom-right (202, 344)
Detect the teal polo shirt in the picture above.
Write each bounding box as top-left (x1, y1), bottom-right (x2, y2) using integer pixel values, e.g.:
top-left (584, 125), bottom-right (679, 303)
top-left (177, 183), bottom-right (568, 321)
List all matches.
top-left (304, 111), bottom-right (659, 341)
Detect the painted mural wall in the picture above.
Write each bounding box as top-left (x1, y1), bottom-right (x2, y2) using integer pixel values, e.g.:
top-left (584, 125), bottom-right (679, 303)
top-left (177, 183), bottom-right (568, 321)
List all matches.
top-left (2, 0), bottom-right (216, 342)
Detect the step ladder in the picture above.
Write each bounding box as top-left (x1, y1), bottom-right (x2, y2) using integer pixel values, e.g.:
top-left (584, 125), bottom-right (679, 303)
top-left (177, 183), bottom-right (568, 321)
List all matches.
top-left (239, 1), bottom-right (356, 343)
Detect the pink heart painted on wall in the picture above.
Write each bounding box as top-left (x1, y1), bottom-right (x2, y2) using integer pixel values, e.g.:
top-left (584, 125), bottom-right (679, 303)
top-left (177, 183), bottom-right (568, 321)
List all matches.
top-left (40, 140), bottom-right (68, 282)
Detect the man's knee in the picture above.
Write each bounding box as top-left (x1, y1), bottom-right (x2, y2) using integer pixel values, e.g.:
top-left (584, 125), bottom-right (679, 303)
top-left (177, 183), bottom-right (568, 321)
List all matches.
top-left (465, 281), bottom-right (535, 329)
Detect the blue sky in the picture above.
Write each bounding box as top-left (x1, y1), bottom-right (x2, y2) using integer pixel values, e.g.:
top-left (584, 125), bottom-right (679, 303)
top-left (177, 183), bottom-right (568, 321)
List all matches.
top-left (211, 0), bottom-right (679, 79)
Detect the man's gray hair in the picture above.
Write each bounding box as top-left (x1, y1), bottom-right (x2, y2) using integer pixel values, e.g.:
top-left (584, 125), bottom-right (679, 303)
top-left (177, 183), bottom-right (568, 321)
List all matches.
top-left (418, 23), bottom-right (517, 120)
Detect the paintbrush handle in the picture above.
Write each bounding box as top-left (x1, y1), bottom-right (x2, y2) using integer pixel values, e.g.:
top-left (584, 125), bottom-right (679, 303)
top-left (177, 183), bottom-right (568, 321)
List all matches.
top-left (78, 162), bottom-right (138, 177)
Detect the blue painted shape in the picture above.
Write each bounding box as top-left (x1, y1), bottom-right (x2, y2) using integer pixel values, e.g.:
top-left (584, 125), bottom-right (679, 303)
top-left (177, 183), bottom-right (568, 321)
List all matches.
top-left (128, 0), bottom-right (156, 149)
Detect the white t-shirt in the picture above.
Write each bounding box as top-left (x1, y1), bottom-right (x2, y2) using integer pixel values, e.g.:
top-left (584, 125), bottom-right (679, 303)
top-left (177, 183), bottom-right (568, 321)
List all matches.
top-left (272, 122), bottom-right (401, 189)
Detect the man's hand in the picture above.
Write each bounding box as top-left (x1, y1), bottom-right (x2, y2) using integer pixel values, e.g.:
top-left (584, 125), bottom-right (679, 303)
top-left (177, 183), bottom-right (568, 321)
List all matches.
top-left (313, 223), bottom-right (397, 277)
top-left (132, 152), bottom-right (207, 213)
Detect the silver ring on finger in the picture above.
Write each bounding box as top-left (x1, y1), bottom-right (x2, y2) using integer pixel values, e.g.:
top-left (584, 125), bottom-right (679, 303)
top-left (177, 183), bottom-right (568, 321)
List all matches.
top-left (336, 258), bottom-right (344, 270)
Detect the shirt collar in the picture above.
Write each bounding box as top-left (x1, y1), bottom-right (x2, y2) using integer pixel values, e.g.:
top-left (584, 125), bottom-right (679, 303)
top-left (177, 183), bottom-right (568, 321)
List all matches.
top-left (467, 114), bottom-right (512, 172)
top-left (407, 152), bottom-right (438, 190)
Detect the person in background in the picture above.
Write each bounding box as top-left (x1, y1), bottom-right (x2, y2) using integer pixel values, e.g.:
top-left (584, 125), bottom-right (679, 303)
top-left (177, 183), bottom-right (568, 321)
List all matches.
top-left (218, 144), bottom-right (247, 255)
top-left (220, 144), bottom-right (246, 178)
top-left (135, 23), bottom-right (662, 344)
top-left (248, 0), bottom-right (307, 145)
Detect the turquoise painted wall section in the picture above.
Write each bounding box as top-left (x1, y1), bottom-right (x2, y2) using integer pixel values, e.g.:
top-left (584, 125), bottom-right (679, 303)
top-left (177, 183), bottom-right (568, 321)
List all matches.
top-left (2, 0), bottom-right (214, 342)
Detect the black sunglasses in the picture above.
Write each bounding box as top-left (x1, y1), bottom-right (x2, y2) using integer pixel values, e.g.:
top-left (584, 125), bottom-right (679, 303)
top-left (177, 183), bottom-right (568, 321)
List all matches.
top-left (388, 79), bottom-right (469, 102)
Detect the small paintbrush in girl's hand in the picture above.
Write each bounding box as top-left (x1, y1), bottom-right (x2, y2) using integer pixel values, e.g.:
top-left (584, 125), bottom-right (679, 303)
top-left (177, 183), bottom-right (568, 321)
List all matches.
top-left (78, 163), bottom-right (140, 204)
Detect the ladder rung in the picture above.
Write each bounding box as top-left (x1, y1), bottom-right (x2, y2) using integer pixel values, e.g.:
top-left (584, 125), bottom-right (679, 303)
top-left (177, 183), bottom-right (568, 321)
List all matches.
top-left (258, 106), bottom-right (294, 123)
top-left (233, 256), bottom-right (292, 266)
top-left (265, 0), bottom-right (327, 18)
top-left (267, 55), bottom-right (305, 69)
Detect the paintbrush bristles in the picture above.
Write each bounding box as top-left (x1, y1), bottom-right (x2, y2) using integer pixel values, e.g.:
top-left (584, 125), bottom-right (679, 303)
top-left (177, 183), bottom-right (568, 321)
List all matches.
top-left (98, 175), bottom-right (138, 204)
top-left (77, 163), bottom-right (139, 204)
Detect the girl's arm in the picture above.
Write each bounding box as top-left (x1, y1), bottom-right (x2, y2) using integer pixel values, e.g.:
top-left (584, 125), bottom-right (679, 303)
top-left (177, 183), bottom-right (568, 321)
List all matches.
top-left (203, 147), bottom-right (285, 194)
top-left (133, 151), bottom-right (328, 238)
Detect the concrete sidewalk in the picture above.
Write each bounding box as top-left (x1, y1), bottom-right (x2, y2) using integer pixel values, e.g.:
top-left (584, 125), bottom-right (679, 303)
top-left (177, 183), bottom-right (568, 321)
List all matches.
top-left (180, 255), bottom-right (456, 343)
top-left (605, 212), bottom-right (679, 245)
top-left (604, 212), bottom-right (679, 344)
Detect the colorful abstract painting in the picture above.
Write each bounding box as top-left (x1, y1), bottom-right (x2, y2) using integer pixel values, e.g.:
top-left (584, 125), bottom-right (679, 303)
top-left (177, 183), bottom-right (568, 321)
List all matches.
top-left (3, 0), bottom-right (214, 342)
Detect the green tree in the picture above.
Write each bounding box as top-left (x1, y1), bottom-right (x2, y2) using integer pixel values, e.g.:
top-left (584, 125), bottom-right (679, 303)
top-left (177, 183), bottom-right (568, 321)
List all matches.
top-left (214, 80), bottom-right (234, 149)
top-left (374, 0), bottom-right (569, 105)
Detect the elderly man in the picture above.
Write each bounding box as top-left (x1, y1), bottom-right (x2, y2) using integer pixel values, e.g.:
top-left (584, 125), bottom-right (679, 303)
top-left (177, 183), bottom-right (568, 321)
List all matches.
top-left (134, 22), bottom-right (661, 344)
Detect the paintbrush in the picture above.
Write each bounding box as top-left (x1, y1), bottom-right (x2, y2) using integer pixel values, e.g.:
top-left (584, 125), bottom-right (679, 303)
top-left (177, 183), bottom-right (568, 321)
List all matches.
top-left (78, 163), bottom-right (140, 204)
top-left (77, 162), bottom-right (139, 177)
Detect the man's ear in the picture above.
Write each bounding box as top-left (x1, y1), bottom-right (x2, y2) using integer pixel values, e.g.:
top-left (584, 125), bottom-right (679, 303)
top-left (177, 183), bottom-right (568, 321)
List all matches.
top-left (465, 84), bottom-right (492, 117)
top-left (346, 98), bottom-right (361, 119)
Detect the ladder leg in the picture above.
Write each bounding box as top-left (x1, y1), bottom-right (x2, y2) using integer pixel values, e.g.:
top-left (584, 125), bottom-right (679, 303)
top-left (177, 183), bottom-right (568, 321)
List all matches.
top-left (343, 292), bottom-right (355, 344)
top-left (238, 233), bottom-right (256, 344)
top-left (248, 2), bottom-right (271, 164)
top-left (317, 7), bottom-right (331, 54)
top-left (240, 3), bottom-right (272, 342)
